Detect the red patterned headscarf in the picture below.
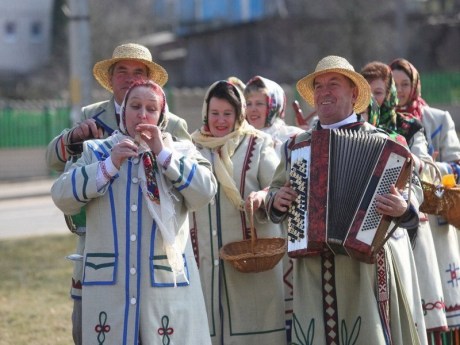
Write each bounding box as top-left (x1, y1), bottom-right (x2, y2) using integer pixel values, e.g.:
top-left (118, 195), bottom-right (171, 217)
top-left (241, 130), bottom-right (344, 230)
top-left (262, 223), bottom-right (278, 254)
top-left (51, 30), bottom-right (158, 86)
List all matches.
top-left (389, 58), bottom-right (427, 120)
top-left (119, 79), bottom-right (168, 136)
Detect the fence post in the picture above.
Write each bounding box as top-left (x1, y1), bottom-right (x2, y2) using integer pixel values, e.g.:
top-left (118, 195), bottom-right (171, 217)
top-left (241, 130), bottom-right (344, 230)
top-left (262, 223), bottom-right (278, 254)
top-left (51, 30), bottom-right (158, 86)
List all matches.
top-left (4, 103), bottom-right (13, 147)
top-left (44, 103), bottom-right (51, 144)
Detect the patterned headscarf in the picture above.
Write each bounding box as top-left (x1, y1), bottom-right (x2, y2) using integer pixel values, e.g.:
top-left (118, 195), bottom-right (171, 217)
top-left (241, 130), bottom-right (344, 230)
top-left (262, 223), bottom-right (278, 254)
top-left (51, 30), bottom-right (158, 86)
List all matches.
top-left (377, 77), bottom-right (398, 128)
top-left (389, 58), bottom-right (427, 120)
top-left (366, 96), bottom-right (381, 127)
top-left (381, 77), bottom-right (422, 144)
top-left (244, 76), bottom-right (286, 127)
top-left (119, 79), bottom-right (168, 136)
top-left (362, 62), bottom-right (421, 145)
top-left (116, 80), bottom-right (187, 284)
top-left (191, 80), bottom-right (258, 210)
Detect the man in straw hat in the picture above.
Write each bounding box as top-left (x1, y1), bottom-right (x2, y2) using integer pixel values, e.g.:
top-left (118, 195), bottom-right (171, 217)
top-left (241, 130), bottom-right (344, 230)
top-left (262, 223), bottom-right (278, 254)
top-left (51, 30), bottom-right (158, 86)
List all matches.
top-left (266, 55), bottom-right (426, 344)
top-left (46, 43), bottom-right (190, 171)
top-left (45, 43), bottom-right (191, 345)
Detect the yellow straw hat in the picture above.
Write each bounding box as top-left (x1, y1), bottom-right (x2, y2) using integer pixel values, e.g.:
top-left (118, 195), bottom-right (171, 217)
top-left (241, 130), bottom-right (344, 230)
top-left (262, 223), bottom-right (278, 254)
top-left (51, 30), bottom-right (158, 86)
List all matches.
top-left (93, 43), bottom-right (168, 91)
top-left (296, 55), bottom-right (371, 114)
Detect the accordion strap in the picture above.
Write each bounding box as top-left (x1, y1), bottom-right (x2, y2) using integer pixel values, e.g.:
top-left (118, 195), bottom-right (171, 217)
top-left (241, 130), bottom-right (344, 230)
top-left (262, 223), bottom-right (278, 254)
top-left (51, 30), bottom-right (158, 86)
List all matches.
top-left (388, 244), bottom-right (422, 345)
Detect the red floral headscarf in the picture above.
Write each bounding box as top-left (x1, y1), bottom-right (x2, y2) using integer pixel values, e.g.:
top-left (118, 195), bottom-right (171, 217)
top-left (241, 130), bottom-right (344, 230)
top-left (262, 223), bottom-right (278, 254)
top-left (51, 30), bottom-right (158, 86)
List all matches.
top-left (119, 79), bottom-right (168, 136)
top-left (389, 58), bottom-right (427, 120)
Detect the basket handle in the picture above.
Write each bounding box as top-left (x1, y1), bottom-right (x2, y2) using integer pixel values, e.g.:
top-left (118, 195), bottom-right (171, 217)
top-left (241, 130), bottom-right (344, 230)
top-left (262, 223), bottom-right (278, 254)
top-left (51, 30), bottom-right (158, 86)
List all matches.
top-left (420, 158), bottom-right (443, 185)
top-left (246, 199), bottom-right (256, 254)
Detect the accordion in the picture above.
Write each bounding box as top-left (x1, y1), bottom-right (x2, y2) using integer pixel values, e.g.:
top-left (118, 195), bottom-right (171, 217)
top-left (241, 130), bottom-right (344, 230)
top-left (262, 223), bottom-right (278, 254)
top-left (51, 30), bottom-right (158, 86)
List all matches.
top-left (287, 128), bottom-right (412, 264)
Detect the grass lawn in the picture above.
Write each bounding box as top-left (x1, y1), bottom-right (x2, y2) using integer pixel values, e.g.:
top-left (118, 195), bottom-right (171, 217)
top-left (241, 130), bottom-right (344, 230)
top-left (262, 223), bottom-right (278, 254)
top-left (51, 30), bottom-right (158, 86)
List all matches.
top-left (0, 234), bottom-right (75, 345)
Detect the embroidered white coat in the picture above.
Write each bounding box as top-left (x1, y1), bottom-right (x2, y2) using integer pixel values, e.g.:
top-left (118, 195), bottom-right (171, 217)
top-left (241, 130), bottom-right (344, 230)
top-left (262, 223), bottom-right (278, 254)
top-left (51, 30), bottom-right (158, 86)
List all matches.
top-left (190, 132), bottom-right (287, 345)
top-left (51, 136), bottom-right (216, 345)
top-left (422, 105), bottom-right (460, 329)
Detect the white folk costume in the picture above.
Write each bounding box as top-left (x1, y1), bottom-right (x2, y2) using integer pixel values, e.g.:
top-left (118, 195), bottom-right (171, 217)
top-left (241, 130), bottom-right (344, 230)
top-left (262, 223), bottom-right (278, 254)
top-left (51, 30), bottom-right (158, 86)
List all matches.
top-left (46, 98), bottom-right (192, 344)
top-left (382, 129), bottom-right (431, 344)
top-left (51, 101), bottom-right (216, 344)
top-left (391, 58), bottom-right (460, 334)
top-left (422, 105), bottom-right (460, 330)
top-left (408, 129), bottom-right (448, 334)
top-left (46, 97), bottom-right (191, 299)
top-left (245, 75), bottom-right (303, 339)
top-left (363, 72), bottom-right (448, 335)
top-left (190, 81), bottom-right (287, 345)
top-left (267, 119), bottom-right (426, 345)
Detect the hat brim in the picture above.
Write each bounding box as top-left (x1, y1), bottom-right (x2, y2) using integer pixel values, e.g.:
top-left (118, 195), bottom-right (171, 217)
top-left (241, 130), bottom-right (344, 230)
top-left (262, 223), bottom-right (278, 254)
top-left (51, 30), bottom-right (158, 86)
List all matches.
top-left (93, 57), bottom-right (169, 92)
top-left (296, 68), bottom-right (371, 114)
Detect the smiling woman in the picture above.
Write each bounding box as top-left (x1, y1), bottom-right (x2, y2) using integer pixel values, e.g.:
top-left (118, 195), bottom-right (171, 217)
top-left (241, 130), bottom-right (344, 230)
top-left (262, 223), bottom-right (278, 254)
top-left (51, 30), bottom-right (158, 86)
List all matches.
top-left (207, 96), bottom-right (237, 137)
top-left (244, 76), bottom-right (303, 157)
top-left (190, 80), bottom-right (287, 345)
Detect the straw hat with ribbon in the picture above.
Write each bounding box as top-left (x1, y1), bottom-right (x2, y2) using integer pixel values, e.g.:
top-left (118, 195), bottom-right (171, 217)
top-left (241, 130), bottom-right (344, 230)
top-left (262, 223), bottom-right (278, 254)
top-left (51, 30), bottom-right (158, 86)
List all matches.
top-left (93, 43), bottom-right (168, 91)
top-left (296, 55), bottom-right (371, 114)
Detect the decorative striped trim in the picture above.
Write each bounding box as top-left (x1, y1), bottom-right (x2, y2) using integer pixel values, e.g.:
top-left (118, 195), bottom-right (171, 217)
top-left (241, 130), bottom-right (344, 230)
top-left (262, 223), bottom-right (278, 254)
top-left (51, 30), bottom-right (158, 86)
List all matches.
top-left (176, 163), bottom-right (196, 191)
top-left (430, 124), bottom-right (443, 141)
top-left (71, 169), bottom-right (84, 203)
top-left (321, 251), bottom-right (339, 345)
top-left (376, 248), bottom-right (392, 345)
top-left (58, 134), bottom-right (67, 162)
top-left (171, 157), bottom-right (185, 184)
top-left (81, 166), bottom-right (89, 200)
top-left (239, 134), bottom-right (256, 239)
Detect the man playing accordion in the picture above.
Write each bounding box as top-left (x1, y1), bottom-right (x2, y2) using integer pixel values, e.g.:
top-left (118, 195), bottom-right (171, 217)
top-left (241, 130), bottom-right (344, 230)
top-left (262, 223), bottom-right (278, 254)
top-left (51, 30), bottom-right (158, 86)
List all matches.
top-left (266, 55), bottom-right (427, 345)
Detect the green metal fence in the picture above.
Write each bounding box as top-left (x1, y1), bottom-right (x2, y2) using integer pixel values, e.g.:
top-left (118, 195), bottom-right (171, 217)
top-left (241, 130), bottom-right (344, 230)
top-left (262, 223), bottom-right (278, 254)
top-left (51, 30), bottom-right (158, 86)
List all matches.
top-left (0, 100), bottom-right (70, 148)
top-left (421, 72), bottom-right (460, 105)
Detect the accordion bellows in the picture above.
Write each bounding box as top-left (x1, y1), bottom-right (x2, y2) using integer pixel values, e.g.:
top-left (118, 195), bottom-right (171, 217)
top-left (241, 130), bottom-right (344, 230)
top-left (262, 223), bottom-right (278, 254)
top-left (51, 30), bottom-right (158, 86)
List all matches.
top-left (287, 129), bottom-right (412, 264)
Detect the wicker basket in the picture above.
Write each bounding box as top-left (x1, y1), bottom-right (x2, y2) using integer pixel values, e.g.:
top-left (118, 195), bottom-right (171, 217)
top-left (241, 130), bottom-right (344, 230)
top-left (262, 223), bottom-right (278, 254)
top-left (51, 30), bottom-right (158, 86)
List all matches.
top-left (440, 188), bottom-right (460, 228)
top-left (219, 203), bottom-right (286, 273)
top-left (420, 160), bottom-right (460, 228)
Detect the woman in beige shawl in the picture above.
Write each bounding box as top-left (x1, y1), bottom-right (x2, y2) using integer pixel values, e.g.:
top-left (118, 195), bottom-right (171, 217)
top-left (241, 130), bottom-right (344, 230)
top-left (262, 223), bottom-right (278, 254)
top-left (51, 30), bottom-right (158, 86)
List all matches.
top-left (190, 80), bottom-right (287, 345)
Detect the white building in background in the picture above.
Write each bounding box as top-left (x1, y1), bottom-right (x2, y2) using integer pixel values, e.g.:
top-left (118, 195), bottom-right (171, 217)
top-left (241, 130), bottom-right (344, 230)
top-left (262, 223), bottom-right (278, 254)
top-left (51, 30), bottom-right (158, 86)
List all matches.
top-left (0, 0), bottom-right (53, 77)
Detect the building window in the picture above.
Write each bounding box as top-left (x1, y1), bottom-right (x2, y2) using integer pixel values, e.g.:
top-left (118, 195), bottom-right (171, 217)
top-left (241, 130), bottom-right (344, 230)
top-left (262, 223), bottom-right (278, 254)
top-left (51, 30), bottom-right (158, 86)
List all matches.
top-left (4, 21), bottom-right (17, 42)
top-left (30, 21), bottom-right (43, 42)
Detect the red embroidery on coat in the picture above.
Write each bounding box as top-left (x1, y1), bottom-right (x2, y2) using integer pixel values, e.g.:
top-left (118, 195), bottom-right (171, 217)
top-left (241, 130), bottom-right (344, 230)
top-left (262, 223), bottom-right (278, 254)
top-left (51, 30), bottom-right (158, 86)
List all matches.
top-left (158, 315), bottom-right (174, 344)
top-left (239, 135), bottom-right (257, 239)
top-left (72, 278), bottom-right (82, 290)
top-left (94, 311), bottom-right (111, 344)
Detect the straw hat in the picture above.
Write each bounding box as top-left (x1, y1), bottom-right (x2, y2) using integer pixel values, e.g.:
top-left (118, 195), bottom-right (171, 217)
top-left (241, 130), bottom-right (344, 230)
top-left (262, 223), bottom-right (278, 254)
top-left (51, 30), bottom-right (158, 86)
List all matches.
top-left (93, 43), bottom-right (168, 92)
top-left (296, 55), bottom-right (371, 114)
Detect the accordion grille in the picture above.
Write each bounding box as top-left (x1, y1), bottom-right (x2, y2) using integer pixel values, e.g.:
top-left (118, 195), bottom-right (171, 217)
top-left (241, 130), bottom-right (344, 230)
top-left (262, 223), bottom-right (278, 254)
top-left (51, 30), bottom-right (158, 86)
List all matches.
top-left (327, 130), bottom-right (386, 242)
